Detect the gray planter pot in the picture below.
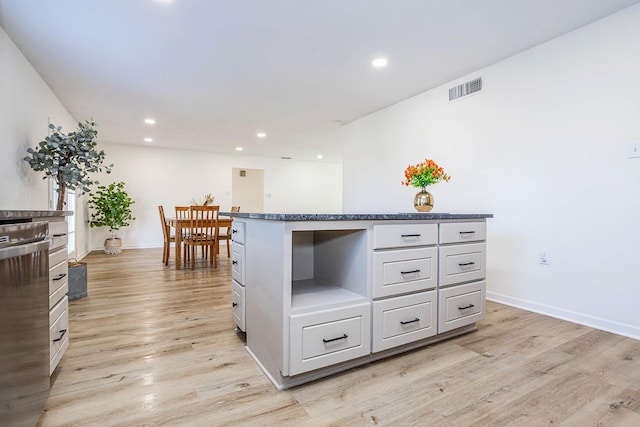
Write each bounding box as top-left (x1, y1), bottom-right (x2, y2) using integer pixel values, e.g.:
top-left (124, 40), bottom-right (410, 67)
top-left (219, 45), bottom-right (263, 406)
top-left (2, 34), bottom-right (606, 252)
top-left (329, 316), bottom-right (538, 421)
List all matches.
top-left (68, 261), bottom-right (87, 300)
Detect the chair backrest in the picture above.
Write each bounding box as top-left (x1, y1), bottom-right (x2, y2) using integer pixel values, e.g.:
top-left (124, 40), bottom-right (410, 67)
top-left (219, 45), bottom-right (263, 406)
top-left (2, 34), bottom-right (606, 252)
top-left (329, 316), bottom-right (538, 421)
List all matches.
top-left (231, 206), bottom-right (240, 212)
top-left (175, 206), bottom-right (190, 220)
top-left (189, 205), bottom-right (219, 243)
top-left (158, 205), bottom-right (169, 239)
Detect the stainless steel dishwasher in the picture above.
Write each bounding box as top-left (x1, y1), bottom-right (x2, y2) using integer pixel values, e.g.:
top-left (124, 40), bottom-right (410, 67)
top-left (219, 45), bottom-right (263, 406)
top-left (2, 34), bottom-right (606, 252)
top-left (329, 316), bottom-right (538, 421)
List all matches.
top-left (0, 221), bottom-right (50, 427)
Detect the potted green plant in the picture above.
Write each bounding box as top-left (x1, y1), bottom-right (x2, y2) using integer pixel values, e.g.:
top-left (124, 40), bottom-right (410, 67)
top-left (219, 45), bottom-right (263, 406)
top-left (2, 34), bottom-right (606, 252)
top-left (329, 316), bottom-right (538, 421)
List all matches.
top-left (24, 119), bottom-right (112, 210)
top-left (88, 182), bottom-right (135, 254)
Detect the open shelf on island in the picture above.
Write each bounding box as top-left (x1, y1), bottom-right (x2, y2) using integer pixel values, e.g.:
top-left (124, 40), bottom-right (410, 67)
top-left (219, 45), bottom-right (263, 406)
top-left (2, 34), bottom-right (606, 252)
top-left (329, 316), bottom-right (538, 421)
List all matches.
top-left (290, 228), bottom-right (368, 313)
top-left (291, 278), bottom-right (368, 313)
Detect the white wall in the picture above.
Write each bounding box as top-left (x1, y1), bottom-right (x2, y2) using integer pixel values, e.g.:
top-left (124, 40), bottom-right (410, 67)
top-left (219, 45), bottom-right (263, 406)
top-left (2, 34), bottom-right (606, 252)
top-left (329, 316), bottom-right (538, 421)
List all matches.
top-left (342, 5), bottom-right (640, 339)
top-left (0, 24), bottom-right (95, 253)
top-left (0, 25), bottom-right (75, 209)
top-left (87, 142), bottom-right (342, 252)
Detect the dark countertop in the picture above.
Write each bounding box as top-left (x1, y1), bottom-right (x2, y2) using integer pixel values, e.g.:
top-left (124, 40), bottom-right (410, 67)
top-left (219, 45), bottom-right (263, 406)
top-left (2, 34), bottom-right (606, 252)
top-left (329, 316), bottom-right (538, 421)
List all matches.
top-left (222, 212), bottom-right (493, 221)
top-left (0, 210), bottom-right (72, 220)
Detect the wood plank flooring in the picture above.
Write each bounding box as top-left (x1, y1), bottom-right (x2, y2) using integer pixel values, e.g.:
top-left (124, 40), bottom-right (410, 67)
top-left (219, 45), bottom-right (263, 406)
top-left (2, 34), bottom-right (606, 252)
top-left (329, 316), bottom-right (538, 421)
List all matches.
top-left (38, 248), bottom-right (640, 426)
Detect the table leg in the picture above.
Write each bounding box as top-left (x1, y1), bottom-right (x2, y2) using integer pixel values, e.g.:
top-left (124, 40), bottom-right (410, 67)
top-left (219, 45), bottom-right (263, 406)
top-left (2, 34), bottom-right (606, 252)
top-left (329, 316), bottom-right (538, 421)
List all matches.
top-left (175, 222), bottom-right (182, 270)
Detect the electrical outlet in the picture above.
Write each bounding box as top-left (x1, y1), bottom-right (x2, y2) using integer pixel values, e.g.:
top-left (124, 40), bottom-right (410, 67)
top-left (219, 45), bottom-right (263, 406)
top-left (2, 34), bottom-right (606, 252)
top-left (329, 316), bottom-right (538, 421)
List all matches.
top-left (629, 143), bottom-right (640, 159)
top-left (539, 250), bottom-right (549, 265)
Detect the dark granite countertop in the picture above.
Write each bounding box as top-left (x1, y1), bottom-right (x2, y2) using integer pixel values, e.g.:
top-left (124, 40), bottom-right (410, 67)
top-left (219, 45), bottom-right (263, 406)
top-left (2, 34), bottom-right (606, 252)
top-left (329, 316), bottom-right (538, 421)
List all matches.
top-left (0, 210), bottom-right (72, 220)
top-left (222, 212), bottom-right (493, 221)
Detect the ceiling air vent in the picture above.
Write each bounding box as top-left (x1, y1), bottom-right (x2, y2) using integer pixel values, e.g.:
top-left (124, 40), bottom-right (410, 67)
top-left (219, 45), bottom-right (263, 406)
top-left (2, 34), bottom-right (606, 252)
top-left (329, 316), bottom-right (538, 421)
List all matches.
top-left (449, 77), bottom-right (482, 101)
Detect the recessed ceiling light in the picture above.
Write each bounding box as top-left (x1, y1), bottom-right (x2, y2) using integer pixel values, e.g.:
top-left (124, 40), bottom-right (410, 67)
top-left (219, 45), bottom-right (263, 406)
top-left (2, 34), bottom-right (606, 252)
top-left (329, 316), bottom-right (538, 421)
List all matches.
top-left (257, 132), bottom-right (266, 138)
top-left (144, 118), bottom-right (156, 125)
top-left (235, 147), bottom-right (243, 151)
top-left (317, 154), bottom-right (323, 159)
top-left (372, 57), bottom-right (388, 68)
top-left (144, 137), bottom-right (153, 143)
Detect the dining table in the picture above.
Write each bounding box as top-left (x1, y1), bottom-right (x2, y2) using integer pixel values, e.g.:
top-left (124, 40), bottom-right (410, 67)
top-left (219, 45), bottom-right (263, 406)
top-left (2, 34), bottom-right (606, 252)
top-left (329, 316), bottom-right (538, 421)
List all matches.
top-left (165, 216), bottom-right (233, 269)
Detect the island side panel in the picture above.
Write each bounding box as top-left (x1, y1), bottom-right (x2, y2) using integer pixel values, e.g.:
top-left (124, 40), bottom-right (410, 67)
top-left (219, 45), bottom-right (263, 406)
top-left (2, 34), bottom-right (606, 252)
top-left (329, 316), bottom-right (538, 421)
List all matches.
top-left (244, 218), bottom-right (289, 381)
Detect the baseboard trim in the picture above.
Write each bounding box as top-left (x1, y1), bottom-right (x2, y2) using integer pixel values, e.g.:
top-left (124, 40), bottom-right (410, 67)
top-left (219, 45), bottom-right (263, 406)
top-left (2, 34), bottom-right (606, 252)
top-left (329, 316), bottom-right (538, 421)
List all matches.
top-left (487, 291), bottom-right (640, 341)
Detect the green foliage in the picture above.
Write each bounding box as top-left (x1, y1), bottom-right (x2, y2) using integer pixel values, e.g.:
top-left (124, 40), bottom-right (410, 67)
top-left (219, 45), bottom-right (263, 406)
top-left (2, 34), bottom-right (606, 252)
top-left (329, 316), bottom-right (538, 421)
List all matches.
top-left (88, 182), bottom-right (135, 235)
top-left (23, 119), bottom-right (113, 210)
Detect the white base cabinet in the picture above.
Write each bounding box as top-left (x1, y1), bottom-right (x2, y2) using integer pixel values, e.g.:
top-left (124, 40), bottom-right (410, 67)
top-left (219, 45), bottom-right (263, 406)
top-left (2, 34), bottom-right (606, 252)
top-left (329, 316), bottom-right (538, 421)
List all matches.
top-left (47, 218), bottom-right (69, 375)
top-left (232, 214), bottom-right (491, 389)
top-left (372, 290), bottom-right (437, 352)
top-left (290, 302), bottom-right (371, 375)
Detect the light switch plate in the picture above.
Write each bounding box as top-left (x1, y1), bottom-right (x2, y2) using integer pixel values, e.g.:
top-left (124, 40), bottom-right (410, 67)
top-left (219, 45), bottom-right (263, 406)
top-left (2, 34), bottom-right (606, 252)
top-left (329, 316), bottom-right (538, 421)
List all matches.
top-left (629, 143), bottom-right (640, 159)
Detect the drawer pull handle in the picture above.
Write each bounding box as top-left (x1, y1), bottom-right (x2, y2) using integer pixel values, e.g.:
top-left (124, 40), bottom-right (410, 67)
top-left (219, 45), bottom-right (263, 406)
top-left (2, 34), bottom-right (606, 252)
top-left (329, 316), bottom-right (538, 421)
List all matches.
top-left (52, 233), bottom-right (67, 237)
top-left (400, 318), bottom-right (420, 325)
top-left (459, 231), bottom-right (476, 235)
top-left (400, 234), bottom-right (421, 238)
top-left (400, 269), bottom-right (421, 275)
top-left (458, 262), bottom-right (475, 267)
top-left (53, 329), bottom-right (67, 342)
top-left (458, 304), bottom-right (475, 310)
top-left (232, 302), bottom-right (238, 307)
top-left (53, 273), bottom-right (67, 281)
top-left (232, 229), bottom-right (238, 234)
top-left (322, 334), bottom-right (348, 344)
top-left (232, 260), bottom-right (238, 265)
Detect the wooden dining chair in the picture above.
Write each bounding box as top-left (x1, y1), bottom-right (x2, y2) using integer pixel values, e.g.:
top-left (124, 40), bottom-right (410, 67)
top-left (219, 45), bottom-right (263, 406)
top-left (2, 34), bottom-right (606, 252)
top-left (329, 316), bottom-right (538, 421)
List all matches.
top-left (218, 206), bottom-right (240, 258)
top-left (175, 205), bottom-right (191, 261)
top-left (158, 205), bottom-right (175, 265)
top-left (183, 205), bottom-right (219, 269)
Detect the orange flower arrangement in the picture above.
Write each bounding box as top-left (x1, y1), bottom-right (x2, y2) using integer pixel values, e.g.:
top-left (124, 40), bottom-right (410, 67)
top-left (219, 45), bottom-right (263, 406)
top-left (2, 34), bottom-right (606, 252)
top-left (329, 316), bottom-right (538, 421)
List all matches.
top-left (402, 159), bottom-right (451, 188)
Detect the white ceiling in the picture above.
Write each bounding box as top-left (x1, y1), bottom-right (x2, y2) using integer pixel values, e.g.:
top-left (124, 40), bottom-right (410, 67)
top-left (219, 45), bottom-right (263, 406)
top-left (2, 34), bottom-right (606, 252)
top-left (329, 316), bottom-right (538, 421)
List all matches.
top-left (2, 0), bottom-right (639, 162)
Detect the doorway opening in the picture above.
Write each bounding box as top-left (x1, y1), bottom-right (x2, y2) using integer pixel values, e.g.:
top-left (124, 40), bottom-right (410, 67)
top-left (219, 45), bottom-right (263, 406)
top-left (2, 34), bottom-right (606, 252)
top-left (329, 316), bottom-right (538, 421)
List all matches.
top-left (232, 168), bottom-right (264, 213)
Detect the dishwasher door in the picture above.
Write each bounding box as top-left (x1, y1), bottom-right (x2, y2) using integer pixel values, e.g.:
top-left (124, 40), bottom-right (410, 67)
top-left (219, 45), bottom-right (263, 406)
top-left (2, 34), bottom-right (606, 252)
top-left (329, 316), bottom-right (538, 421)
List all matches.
top-left (0, 222), bottom-right (50, 427)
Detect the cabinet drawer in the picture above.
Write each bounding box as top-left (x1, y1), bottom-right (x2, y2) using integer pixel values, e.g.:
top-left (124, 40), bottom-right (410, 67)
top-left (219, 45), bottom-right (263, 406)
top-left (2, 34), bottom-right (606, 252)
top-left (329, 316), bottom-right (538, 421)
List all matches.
top-left (231, 243), bottom-right (245, 285)
top-left (231, 221), bottom-right (245, 244)
top-left (49, 246), bottom-right (67, 268)
top-left (439, 222), bottom-right (486, 244)
top-left (290, 303), bottom-right (370, 375)
top-left (49, 220), bottom-right (68, 251)
top-left (372, 290), bottom-right (437, 352)
top-left (49, 296), bottom-right (69, 374)
top-left (232, 280), bottom-right (245, 332)
top-left (438, 281), bottom-right (485, 333)
top-left (438, 243), bottom-right (486, 287)
top-left (373, 224), bottom-right (438, 249)
top-left (373, 247), bottom-right (437, 298)
top-left (49, 261), bottom-right (68, 309)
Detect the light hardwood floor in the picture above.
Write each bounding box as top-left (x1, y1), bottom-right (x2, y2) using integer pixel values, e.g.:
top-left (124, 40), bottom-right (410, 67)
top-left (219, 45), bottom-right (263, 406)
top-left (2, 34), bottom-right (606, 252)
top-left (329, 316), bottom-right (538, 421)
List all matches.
top-left (38, 248), bottom-right (640, 426)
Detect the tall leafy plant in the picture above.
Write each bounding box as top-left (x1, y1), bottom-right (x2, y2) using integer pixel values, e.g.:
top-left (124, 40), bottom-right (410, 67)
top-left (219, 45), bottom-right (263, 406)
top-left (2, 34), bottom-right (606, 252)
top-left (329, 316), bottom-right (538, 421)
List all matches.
top-left (24, 120), bottom-right (112, 210)
top-left (88, 182), bottom-right (135, 237)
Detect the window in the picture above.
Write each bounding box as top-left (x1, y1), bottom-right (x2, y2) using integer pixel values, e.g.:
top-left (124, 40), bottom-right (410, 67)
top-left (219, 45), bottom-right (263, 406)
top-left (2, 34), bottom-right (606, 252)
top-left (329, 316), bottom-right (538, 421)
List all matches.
top-left (51, 181), bottom-right (76, 258)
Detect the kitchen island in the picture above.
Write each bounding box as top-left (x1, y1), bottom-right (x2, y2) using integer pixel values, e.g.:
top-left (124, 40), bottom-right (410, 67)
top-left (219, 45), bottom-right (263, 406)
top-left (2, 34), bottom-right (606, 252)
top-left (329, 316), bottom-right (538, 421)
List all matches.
top-left (227, 213), bottom-right (493, 389)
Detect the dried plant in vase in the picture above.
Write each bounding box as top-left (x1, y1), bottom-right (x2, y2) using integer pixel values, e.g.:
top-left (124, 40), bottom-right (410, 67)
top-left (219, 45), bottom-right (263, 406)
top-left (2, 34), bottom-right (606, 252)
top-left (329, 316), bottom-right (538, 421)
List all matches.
top-left (190, 193), bottom-right (215, 206)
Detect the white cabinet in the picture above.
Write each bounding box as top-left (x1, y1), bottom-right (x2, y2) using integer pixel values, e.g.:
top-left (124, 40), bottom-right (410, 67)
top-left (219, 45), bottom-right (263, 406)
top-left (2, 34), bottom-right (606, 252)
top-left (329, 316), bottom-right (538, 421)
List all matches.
top-left (439, 222), bottom-right (486, 244)
top-left (237, 215), bottom-right (490, 389)
top-left (231, 244), bottom-right (245, 285)
top-left (49, 296), bottom-right (69, 375)
top-left (231, 221), bottom-right (246, 332)
top-left (47, 219), bottom-right (69, 374)
top-left (231, 280), bottom-right (245, 332)
top-left (372, 290), bottom-right (437, 352)
top-left (373, 223), bottom-right (438, 249)
top-left (371, 223), bottom-right (439, 353)
top-left (437, 222), bottom-right (487, 334)
top-left (438, 281), bottom-right (485, 333)
top-left (373, 246), bottom-right (437, 298)
top-left (438, 242), bottom-right (486, 287)
top-left (290, 303), bottom-right (370, 375)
